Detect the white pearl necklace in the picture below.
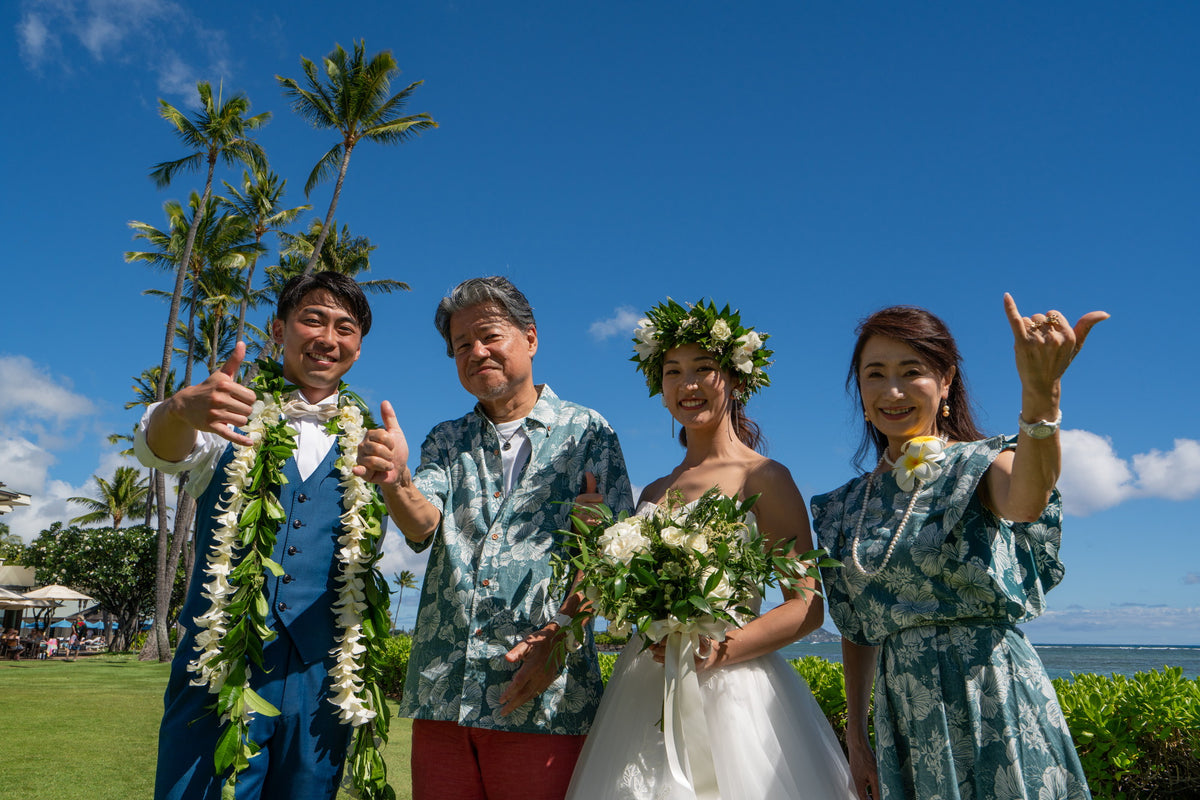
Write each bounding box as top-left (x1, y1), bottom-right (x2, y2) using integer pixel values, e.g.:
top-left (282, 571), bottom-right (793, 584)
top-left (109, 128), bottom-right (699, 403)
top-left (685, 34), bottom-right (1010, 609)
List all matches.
top-left (849, 454), bottom-right (925, 576)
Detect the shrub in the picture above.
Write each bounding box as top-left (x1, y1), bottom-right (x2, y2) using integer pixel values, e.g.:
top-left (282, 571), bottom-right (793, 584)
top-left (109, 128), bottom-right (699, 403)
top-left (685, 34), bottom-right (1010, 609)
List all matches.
top-left (598, 652), bottom-right (618, 684)
top-left (1054, 667), bottom-right (1200, 799)
top-left (377, 633), bottom-right (412, 699)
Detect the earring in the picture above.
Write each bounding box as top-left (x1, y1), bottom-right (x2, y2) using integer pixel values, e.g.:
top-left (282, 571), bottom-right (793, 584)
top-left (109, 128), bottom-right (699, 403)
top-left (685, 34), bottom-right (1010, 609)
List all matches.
top-left (942, 402), bottom-right (950, 418)
top-left (863, 410), bottom-right (870, 422)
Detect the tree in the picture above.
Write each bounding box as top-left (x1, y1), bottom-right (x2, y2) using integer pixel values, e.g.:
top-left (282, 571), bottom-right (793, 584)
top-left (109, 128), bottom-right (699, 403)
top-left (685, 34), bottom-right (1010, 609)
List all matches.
top-left (391, 569), bottom-right (417, 630)
top-left (0, 523), bottom-right (25, 564)
top-left (220, 166), bottom-right (310, 343)
top-left (67, 466), bottom-right (150, 527)
top-left (277, 40), bottom-right (436, 274)
top-left (274, 219), bottom-right (410, 294)
top-left (24, 523), bottom-right (184, 652)
top-left (149, 81), bottom-right (269, 401)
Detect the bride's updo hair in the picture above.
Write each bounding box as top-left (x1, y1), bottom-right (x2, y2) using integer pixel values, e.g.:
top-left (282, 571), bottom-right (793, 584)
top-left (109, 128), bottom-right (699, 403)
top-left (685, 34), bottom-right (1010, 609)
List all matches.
top-left (847, 305), bottom-right (984, 471)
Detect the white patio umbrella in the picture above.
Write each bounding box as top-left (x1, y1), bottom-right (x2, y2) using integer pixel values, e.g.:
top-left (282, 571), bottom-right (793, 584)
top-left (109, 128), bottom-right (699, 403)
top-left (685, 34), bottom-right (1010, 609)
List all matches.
top-left (23, 585), bottom-right (95, 603)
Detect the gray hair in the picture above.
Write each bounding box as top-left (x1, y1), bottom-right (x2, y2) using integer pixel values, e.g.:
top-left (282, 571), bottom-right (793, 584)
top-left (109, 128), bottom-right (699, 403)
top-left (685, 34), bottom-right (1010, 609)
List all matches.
top-left (434, 276), bottom-right (537, 356)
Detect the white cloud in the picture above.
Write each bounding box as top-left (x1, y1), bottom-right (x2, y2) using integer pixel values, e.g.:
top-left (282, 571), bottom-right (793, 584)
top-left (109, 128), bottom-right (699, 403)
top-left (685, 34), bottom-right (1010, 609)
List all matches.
top-left (1058, 430), bottom-right (1200, 515)
top-left (589, 306), bottom-right (642, 341)
top-left (0, 355), bottom-right (94, 425)
top-left (16, 0), bottom-right (230, 102)
top-left (1023, 604), bottom-right (1200, 645)
top-left (1185, 573), bottom-right (1200, 585)
top-left (16, 9), bottom-right (54, 67)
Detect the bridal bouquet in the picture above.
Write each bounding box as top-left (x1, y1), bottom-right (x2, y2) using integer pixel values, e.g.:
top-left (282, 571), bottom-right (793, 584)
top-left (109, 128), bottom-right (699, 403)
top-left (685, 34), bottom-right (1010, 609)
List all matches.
top-left (553, 488), bottom-right (832, 645)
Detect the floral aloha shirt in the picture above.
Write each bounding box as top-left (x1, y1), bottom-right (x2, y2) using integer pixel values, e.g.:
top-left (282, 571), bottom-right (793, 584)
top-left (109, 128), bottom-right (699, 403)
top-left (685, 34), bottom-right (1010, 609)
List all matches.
top-left (812, 436), bottom-right (1092, 800)
top-left (400, 385), bottom-right (634, 734)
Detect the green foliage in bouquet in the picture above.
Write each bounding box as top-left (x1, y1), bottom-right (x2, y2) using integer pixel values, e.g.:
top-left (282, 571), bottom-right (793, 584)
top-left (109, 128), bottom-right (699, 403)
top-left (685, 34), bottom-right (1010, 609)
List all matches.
top-left (553, 488), bottom-right (837, 648)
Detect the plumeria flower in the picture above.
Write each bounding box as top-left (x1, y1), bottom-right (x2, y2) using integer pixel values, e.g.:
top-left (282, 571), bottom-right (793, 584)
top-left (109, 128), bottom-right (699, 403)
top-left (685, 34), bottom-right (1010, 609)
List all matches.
top-left (892, 435), bottom-right (947, 492)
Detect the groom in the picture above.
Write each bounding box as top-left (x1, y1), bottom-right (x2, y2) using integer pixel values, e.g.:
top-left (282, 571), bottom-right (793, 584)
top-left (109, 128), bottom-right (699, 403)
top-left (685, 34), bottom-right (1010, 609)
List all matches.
top-left (135, 272), bottom-right (378, 800)
top-left (354, 276), bottom-right (633, 799)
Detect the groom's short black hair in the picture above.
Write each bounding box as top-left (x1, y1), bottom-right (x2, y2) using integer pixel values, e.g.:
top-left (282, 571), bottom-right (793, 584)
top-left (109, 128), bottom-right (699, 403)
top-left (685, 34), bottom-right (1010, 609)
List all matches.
top-left (277, 272), bottom-right (372, 336)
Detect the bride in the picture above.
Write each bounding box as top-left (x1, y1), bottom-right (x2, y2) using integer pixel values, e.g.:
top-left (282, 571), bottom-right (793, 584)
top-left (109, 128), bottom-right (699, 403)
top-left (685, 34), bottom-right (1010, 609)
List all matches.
top-left (565, 300), bottom-right (855, 800)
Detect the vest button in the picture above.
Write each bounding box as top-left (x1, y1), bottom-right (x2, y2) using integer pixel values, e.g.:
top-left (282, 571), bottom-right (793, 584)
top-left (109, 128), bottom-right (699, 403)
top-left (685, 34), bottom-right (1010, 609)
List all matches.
top-left (298, 493), bottom-right (308, 502)
top-left (292, 519), bottom-right (302, 528)
top-left (282, 574), bottom-right (293, 584)
top-left (277, 602), bottom-right (289, 611)
top-left (287, 546), bottom-right (298, 555)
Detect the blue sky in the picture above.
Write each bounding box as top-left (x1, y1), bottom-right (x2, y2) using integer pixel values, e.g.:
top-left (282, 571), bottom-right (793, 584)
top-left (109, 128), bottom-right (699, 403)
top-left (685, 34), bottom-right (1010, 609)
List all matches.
top-left (3, 1), bottom-right (1197, 645)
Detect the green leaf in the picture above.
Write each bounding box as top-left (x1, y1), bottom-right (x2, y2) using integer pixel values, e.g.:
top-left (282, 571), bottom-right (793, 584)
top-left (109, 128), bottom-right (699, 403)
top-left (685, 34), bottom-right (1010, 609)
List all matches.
top-left (242, 687), bottom-right (281, 717)
top-left (261, 556), bottom-right (284, 577)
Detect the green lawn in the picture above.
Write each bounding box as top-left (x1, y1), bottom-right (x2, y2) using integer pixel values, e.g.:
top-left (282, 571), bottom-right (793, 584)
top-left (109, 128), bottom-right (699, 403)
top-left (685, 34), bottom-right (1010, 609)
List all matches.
top-left (0, 655), bottom-right (412, 800)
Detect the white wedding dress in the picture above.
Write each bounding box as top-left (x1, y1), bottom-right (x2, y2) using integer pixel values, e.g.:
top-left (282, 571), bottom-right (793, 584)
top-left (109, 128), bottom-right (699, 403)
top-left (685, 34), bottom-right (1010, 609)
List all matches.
top-left (565, 505), bottom-right (856, 800)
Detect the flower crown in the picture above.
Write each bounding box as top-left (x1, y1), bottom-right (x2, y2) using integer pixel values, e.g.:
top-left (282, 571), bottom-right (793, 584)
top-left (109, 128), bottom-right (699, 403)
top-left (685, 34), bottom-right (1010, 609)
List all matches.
top-left (632, 299), bottom-right (772, 400)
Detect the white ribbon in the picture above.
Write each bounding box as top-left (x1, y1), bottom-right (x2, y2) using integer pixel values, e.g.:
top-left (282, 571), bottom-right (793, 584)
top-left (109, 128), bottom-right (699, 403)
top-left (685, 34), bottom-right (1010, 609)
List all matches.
top-left (644, 616), bottom-right (729, 800)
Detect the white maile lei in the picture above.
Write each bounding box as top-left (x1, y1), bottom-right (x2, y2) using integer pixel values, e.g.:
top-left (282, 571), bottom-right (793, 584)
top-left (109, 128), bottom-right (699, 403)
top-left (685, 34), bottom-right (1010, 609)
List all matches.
top-left (188, 393), bottom-right (378, 727)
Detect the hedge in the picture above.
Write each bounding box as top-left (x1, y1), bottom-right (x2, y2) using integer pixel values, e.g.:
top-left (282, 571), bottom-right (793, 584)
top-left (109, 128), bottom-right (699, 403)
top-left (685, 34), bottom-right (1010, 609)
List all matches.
top-left (378, 634), bottom-right (1200, 799)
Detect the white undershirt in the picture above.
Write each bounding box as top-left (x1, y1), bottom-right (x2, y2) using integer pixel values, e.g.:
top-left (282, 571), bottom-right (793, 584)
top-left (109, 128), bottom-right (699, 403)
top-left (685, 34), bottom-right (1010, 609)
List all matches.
top-left (493, 419), bottom-right (531, 495)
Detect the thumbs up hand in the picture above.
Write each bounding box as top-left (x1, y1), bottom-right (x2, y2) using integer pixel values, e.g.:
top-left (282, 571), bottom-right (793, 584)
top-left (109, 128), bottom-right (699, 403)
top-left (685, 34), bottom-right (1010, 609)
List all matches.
top-left (163, 342), bottom-right (258, 447)
top-left (354, 400), bottom-right (410, 487)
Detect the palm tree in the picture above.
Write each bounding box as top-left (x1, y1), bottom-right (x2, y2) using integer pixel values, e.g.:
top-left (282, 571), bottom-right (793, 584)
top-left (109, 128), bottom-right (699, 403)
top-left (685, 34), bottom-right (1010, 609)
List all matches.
top-left (277, 40), bottom-right (436, 274)
top-left (150, 80), bottom-right (269, 400)
top-left (220, 166), bottom-right (310, 342)
top-left (391, 569), bottom-right (417, 630)
top-left (68, 467), bottom-right (151, 527)
top-left (129, 192), bottom-right (261, 385)
top-left (272, 219), bottom-right (410, 294)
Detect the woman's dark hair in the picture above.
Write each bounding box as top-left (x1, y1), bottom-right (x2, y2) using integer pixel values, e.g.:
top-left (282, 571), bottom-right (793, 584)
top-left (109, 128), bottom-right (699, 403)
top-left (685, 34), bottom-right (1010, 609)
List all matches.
top-left (434, 276), bottom-right (536, 357)
top-left (847, 305), bottom-right (983, 471)
top-left (276, 272), bottom-right (372, 335)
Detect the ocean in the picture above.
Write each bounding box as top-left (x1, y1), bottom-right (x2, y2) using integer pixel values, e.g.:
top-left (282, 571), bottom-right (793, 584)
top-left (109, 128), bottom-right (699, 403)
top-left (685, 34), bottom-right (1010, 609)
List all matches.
top-left (778, 641), bottom-right (1200, 681)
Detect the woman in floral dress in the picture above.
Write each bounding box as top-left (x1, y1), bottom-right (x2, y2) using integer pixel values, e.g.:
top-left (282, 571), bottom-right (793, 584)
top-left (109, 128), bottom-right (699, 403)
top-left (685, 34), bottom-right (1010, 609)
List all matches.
top-left (811, 295), bottom-right (1106, 800)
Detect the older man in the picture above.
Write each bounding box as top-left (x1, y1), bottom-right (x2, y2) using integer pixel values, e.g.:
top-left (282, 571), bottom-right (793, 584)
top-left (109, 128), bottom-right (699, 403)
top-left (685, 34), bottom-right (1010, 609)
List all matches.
top-left (356, 277), bottom-right (632, 800)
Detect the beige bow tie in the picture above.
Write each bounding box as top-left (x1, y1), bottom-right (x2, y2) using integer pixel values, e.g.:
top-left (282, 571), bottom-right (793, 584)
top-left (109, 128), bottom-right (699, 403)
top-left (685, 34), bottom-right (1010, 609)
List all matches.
top-left (281, 397), bottom-right (339, 423)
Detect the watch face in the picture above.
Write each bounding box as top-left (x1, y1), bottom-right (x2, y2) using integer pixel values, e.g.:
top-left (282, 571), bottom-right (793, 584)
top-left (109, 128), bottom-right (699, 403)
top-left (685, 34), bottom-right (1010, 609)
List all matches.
top-left (1030, 423), bottom-right (1056, 439)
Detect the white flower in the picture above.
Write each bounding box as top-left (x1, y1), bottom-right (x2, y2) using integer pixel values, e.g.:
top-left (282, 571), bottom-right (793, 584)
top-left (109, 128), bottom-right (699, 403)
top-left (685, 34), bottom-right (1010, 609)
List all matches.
top-left (632, 318), bottom-right (659, 359)
top-left (597, 519), bottom-right (651, 564)
top-left (730, 331), bottom-right (762, 374)
top-left (608, 620), bottom-right (631, 638)
top-left (660, 526), bottom-right (687, 548)
top-left (710, 319), bottom-right (731, 341)
top-left (683, 532), bottom-right (709, 554)
top-left (892, 436), bottom-right (947, 492)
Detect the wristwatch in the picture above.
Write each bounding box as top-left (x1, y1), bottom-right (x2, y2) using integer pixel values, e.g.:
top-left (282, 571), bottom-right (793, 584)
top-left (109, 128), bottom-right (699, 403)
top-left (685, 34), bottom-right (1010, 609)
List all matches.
top-left (551, 613), bottom-right (573, 629)
top-left (1018, 409), bottom-right (1062, 439)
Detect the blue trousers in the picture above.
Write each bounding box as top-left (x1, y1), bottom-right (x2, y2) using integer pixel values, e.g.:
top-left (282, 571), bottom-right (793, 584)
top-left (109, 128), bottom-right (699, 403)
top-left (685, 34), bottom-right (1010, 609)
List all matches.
top-left (155, 627), bottom-right (351, 800)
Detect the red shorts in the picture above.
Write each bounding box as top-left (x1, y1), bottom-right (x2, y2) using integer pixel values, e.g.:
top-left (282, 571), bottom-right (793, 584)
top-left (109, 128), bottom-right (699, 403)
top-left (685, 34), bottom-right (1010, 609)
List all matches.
top-left (411, 719), bottom-right (586, 800)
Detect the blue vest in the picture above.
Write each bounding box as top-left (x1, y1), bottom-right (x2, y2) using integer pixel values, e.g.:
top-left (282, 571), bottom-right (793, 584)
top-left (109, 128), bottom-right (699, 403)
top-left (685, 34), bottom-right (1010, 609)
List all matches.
top-left (180, 442), bottom-right (347, 666)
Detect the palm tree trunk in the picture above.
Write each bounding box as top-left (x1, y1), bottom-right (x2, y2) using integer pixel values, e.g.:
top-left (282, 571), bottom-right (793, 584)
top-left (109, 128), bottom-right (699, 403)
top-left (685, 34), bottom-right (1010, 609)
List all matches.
top-left (303, 145), bottom-right (355, 275)
top-left (141, 470), bottom-right (172, 661)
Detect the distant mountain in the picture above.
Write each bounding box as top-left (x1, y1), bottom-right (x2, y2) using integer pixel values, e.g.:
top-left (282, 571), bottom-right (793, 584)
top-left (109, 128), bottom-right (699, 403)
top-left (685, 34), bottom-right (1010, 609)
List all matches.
top-left (800, 627), bottom-right (841, 644)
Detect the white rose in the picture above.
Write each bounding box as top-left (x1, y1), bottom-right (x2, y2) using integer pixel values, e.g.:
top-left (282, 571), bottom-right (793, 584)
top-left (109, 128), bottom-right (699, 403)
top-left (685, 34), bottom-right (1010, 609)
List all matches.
top-left (710, 319), bottom-right (731, 341)
top-left (598, 520), bottom-right (651, 564)
top-left (660, 526), bottom-right (687, 548)
top-left (683, 532), bottom-right (709, 554)
top-left (702, 567), bottom-right (734, 602)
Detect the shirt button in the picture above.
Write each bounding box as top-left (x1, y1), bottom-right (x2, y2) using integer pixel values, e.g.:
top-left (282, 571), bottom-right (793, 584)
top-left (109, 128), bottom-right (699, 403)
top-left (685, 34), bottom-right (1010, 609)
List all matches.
top-left (475, 628), bottom-right (484, 637)
top-left (282, 575), bottom-right (293, 584)
top-left (491, 534), bottom-right (499, 540)
top-left (292, 519), bottom-right (302, 528)
top-left (481, 579), bottom-right (490, 587)
top-left (287, 546), bottom-right (298, 555)
top-left (277, 602), bottom-right (289, 611)
top-left (493, 491), bottom-right (501, 498)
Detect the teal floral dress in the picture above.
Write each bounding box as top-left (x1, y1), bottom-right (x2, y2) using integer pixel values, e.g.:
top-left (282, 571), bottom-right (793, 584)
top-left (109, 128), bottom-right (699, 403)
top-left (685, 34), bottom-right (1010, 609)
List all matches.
top-left (811, 436), bottom-right (1092, 800)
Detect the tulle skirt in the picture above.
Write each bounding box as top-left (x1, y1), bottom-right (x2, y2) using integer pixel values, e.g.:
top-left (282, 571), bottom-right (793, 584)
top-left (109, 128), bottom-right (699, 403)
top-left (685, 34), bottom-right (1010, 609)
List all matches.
top-left (566, 640), bottom-right (857, 800)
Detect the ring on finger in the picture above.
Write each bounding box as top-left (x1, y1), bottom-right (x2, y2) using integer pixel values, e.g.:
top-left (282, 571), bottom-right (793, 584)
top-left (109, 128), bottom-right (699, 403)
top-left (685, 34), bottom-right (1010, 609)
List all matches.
top-left (1044, 312), bottom-right (1060, 327)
